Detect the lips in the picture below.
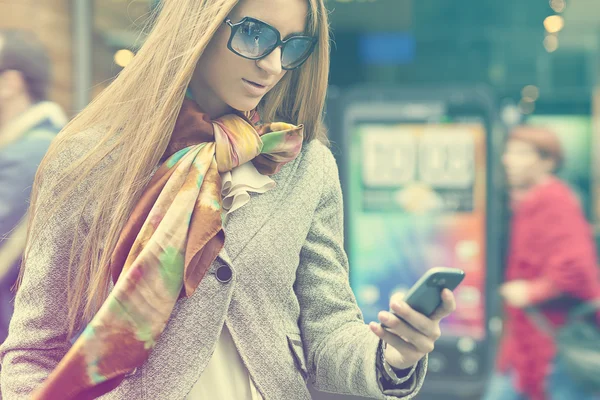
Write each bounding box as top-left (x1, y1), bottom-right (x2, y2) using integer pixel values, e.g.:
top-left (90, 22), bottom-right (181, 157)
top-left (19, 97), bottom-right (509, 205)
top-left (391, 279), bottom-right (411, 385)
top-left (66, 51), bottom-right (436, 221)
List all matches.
top-left (241, 78), bottom-right (270, 97)
top-left (243, 79), bottom-right (267, 89)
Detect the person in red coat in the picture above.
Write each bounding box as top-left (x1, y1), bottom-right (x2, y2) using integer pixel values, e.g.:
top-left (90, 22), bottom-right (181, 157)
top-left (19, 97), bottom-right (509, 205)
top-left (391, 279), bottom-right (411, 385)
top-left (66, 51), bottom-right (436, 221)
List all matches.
top-left (483, 126), bottom-right (600, 400)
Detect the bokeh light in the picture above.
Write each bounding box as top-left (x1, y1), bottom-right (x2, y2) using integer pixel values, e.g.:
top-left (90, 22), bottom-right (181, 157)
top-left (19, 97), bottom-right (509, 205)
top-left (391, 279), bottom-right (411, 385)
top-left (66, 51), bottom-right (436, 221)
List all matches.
top-left (544, 15), bottom-right (565, 33)
top-left (114, 49), bottom-right (135, 68)
top-left (543, 34), bottom-right (559, 52)
top-left (550, 0), bottom-right (566, 13)
top-left (521, 85), bottom-right (540, 102)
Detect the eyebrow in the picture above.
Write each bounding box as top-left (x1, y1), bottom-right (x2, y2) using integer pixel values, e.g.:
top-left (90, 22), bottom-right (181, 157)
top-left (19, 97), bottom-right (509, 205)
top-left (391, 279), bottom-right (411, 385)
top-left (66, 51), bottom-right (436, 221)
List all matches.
top-left (283, 30), bottom-right (308, 40)
top-left (238, 15), bottom-right (310, 39)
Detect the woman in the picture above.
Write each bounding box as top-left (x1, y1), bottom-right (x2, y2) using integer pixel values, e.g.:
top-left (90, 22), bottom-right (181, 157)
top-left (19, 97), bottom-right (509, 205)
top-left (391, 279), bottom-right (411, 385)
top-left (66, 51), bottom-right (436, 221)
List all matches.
top-left (484, 126), bottom-right (600, 400)
top-left (0, 0), bottom-right (455, 399)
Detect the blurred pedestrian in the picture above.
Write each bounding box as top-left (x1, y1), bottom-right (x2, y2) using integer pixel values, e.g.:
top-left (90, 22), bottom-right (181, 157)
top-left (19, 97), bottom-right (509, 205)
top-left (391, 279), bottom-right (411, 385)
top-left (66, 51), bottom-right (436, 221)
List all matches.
top-left (0, 30), bottom-right (66, 343)
top-left (483, 126), bottom-right (600, 400)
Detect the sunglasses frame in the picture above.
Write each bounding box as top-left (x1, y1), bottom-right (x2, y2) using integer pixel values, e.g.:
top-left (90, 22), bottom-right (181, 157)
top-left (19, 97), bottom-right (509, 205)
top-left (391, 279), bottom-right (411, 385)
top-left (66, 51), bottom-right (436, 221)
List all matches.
top-left (224, 17), bottom-right (317, 71)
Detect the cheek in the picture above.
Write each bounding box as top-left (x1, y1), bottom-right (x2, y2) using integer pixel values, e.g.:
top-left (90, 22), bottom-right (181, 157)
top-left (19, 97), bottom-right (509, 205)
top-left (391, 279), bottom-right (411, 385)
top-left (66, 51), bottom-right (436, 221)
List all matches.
top-left (506, 153), bottom-right (535, 170)
top-left (199, 30), bottom-right (239, 81)
top-left (264, 71), bottom-right (288, 97)
top-left (522, 156), bottom-right (541, 170)
top-left (274, 71), bottom-right (288, 86)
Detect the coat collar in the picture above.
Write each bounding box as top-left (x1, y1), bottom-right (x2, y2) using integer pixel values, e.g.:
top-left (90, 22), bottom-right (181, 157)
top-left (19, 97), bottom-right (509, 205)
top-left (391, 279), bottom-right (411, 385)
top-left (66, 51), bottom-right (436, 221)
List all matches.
top-left (217, 152), bottom-right (302, 266)
top-left (0, 101), bottom-right (66, 148)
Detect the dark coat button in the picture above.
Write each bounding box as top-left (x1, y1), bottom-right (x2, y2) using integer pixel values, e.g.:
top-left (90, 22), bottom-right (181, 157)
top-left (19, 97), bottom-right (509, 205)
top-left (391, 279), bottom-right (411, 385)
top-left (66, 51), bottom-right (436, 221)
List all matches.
top-left (215, 265), bottom-right (232, 283)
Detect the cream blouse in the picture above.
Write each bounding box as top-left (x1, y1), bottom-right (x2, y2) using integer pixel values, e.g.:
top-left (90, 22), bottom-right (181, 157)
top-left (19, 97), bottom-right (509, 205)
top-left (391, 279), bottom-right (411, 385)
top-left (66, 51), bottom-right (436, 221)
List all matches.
top-left (186, 162), bottom-right (273, 400)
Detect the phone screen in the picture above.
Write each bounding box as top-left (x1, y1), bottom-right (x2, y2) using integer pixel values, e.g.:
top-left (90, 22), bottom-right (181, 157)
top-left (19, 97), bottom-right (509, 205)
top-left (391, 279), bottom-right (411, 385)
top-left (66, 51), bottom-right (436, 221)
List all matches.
top-left (345, 103), bottom-right (488, 341)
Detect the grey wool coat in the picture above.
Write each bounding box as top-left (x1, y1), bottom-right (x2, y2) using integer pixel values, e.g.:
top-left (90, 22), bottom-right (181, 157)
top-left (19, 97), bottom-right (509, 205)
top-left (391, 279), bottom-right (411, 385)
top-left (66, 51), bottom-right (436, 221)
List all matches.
top-left (0, 128), bottom-right (427, 399)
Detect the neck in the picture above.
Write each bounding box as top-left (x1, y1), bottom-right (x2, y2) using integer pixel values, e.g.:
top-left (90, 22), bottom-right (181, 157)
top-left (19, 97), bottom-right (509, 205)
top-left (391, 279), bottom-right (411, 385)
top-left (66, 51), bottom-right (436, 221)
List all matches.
top-left (187, 83), bottom-right (232, 120)
top-left (0, 94), bottom-right (33, 132)
top-left (528, 173), bottom-right (553, 190)
top-left (511, 173), bottom-right (553, 203)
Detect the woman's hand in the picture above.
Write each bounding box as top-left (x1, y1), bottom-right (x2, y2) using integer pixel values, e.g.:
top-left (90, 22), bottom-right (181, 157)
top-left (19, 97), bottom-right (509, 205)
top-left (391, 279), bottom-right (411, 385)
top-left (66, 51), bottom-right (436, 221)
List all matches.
top-left (369, 289), bottom-right (456, 370)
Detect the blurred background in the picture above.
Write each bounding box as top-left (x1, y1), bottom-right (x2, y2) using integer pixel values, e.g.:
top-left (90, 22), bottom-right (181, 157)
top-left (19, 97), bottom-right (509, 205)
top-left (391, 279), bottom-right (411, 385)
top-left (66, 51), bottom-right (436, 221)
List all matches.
top-left (2, 0), bottom-right (600, 399)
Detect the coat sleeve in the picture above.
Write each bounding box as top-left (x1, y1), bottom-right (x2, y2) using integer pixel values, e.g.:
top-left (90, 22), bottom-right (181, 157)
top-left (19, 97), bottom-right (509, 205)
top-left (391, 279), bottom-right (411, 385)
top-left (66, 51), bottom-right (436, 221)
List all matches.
top-left (0, 140), bottom-right (93, 399)
top-left (293, 142), bottom-right (427, 400)
top-left (532, 194), bottom-right (600, 301)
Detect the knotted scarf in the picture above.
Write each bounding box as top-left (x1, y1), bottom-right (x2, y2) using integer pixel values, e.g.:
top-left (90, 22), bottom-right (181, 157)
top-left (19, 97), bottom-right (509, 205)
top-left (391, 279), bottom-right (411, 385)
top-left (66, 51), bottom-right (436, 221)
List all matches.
top-left (32, 98), bottom-right (304, 399)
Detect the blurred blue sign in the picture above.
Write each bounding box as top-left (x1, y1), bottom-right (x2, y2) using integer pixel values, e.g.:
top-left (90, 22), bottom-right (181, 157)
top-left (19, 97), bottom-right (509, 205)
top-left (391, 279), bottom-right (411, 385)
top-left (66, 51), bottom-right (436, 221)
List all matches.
top-left (358, 33), bottom-right (415, 65)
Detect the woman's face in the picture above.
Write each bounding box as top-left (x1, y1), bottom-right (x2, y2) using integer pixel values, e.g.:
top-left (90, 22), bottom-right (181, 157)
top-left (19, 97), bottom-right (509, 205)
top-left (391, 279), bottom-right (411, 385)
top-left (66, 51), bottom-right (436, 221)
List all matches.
top-left (190, 0), bottom-right (310, 118)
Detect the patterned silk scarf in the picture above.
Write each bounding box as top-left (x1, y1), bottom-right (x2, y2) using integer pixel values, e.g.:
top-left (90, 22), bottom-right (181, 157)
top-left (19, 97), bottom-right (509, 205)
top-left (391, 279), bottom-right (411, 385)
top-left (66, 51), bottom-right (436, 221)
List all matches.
top-left (32, 99), bottom-right (304, 400)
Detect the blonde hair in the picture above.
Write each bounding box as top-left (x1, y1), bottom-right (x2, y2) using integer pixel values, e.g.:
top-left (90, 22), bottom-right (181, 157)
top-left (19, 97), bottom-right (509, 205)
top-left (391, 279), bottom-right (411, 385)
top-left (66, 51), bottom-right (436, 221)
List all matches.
top-left (18, 0), bottom-right (331, 336)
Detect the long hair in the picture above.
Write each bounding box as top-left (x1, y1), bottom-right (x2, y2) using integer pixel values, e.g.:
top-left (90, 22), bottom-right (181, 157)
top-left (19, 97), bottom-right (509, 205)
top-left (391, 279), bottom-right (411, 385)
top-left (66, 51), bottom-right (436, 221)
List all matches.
top-left (17, 0), bottom-right (331, 337)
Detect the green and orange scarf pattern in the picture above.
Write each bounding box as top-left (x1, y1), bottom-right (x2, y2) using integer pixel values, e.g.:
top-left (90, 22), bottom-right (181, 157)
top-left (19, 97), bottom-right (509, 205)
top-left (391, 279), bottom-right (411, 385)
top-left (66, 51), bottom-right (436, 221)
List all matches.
top-left (32, 99), bottom-right (303, 399)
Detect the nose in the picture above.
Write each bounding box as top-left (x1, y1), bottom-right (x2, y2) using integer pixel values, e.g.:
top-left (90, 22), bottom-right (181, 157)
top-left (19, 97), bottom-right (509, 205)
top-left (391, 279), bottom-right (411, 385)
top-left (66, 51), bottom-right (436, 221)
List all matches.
top-left (256, 47), bottom-right (283, 76)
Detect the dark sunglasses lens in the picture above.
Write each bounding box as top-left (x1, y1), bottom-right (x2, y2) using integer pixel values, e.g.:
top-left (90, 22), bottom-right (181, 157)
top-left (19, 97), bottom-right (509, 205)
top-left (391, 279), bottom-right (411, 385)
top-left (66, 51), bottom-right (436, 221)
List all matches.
top-left (231, 20), bottom-right (278, 59)
top-left (282, 38), bottom-right (315, 69)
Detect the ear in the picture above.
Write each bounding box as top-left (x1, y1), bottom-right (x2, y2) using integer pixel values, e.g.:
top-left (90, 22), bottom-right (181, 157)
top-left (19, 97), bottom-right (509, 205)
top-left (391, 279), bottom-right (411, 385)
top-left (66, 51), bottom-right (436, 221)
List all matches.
top-left (541, 157), bottom-right (556, 174)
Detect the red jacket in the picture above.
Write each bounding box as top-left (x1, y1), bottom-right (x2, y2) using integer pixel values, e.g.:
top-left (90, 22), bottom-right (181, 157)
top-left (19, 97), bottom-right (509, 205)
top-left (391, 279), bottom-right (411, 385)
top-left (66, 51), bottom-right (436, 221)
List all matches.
top-left (497, 177), bottom-right (600, 400)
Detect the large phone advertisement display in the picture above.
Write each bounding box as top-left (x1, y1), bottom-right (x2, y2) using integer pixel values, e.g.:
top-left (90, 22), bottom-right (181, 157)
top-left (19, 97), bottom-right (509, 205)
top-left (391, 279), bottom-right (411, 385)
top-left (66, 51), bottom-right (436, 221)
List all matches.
top-left (347, 122), bottom-right (487, 341)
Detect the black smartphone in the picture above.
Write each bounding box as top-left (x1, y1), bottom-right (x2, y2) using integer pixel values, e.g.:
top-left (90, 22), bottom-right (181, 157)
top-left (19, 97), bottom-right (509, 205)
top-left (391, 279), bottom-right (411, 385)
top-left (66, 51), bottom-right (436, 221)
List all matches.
top-left (382, 267), bottom-right (465, 328)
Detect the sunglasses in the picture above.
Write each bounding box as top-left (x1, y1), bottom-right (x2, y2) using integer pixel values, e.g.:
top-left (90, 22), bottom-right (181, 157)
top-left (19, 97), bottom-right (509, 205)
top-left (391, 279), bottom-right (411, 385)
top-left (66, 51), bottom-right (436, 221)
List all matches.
top-left (224, 17), bottom-right (317, 71)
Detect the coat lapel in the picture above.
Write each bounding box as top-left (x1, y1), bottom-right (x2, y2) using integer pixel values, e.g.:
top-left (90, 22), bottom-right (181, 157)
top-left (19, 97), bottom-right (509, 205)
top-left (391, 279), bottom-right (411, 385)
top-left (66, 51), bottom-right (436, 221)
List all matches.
top-left (217, 245), bottom-right (233, 267)
top-left (221, 157), bottom-right (300, 263)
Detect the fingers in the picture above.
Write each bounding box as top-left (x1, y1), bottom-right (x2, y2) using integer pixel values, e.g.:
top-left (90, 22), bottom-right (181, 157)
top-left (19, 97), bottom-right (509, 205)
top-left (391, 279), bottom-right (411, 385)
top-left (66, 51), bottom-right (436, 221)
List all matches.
top-left (369, 322), bottom-right (424, 359)
top-left (429, 289), bottom-right (456, 321)
top-left (389, 301), bottom-right (441, 339)
top-left (378, 311), bottom-right (437, 353)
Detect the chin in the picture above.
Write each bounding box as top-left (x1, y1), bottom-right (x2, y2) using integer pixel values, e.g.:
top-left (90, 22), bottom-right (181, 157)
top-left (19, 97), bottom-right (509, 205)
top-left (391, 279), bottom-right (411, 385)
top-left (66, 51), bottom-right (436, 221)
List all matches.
top-left (228, 97), bottom-right (262, 113)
